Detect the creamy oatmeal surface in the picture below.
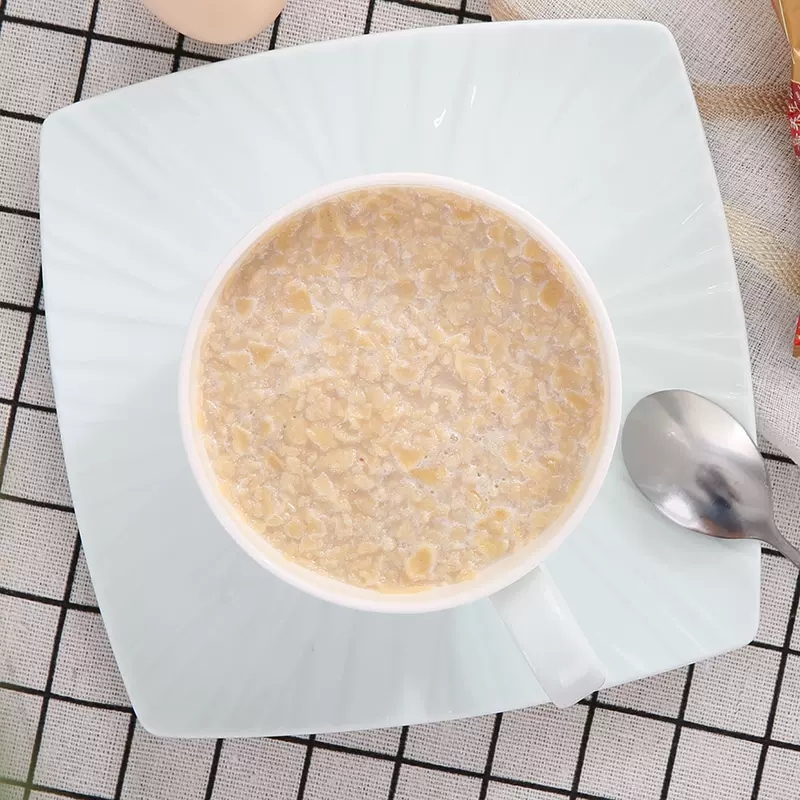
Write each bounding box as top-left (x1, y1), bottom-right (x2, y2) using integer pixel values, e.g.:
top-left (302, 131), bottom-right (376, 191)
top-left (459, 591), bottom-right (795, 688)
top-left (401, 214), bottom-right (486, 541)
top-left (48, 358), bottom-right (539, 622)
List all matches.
top-left (196, 186), bottom-right (604, 590)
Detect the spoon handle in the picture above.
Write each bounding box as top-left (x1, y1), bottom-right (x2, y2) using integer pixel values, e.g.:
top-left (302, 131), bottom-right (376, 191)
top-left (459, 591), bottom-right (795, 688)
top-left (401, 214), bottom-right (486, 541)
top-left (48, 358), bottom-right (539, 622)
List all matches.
top-left (762, 521), bottom-right (800, 569)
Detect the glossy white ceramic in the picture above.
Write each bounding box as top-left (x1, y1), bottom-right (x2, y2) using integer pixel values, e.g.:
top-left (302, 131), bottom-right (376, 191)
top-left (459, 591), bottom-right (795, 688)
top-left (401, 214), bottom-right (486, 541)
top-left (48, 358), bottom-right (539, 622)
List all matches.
top-left (39, 20), bottom-right (759, 736)
top-left (179, 172), bottom-right (622, 614)
top-left (178, 172), bottom-right (622, 708)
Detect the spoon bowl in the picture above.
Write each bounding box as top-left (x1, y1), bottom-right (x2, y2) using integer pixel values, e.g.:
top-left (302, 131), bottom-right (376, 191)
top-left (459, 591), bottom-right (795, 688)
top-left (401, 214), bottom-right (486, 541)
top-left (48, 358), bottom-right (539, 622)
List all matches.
top-left (622, 390), bottom-right (800, 566)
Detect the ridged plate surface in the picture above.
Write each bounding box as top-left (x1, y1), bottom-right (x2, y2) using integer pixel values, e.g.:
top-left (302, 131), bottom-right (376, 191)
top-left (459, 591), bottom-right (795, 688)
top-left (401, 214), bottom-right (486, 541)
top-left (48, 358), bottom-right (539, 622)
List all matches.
top-left (39, 20), bottom-right (758, 737)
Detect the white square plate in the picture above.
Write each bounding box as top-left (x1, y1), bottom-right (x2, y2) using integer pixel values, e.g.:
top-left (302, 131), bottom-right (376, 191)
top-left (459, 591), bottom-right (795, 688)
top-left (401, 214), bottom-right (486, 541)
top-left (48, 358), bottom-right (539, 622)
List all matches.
top-left (39, 20), bottom-right (759, 737)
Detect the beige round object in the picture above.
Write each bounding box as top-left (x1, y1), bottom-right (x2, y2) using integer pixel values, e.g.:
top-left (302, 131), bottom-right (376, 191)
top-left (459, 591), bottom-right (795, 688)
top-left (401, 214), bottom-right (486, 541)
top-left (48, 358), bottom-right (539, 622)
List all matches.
top-left (144, 0), bottom-right (285, 45)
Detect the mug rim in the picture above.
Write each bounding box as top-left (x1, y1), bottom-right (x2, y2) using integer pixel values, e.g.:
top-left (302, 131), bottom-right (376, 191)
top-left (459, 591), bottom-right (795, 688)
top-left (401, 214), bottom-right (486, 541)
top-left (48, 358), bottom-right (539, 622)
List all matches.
top-left (178, 172), bottom-right (622, 614)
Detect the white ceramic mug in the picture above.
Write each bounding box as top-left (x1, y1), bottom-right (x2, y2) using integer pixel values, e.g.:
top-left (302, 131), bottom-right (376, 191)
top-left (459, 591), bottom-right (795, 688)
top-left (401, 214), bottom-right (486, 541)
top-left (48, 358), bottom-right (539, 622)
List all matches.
top-left (179, 173), bottom-right (622, 708)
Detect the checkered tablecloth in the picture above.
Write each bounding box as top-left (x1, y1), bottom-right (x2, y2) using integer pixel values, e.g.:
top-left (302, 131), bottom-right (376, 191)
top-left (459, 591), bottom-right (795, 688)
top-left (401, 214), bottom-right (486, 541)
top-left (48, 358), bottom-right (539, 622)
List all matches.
top-left (2, 1), bottom-right (800, 799)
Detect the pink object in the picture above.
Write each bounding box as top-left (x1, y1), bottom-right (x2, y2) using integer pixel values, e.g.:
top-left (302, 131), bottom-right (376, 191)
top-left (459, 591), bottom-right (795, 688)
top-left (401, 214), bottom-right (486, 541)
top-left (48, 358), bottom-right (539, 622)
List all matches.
top-left (144, 0), bottom-right (285, 45)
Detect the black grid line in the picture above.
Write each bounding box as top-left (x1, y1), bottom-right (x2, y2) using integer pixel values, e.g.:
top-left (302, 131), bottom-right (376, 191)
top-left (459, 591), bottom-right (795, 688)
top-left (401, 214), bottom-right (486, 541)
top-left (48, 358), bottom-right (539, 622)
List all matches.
top-left (278, 735), bottom-right (542, 782)
top-left (384, 0), bottom-right (492, 21)
top-left (364, 0), bottom-right (377, 34)
top-left (275, 734), bottom-right (394, 762)
top-left (295, 734), bottom-right (317, 800)
top-left (751, 571), bottom-right (800, 799)
top-left (762, 451), bottom-right (795, 466)
top-left (0, 12), bottom-right (80, 35)
top-left (275, 730), bottom-right (635, 797)
top-left (0, 777), bottom-right (112, 800)
top-left (569, 692), bottom-right (598, 799)
top-left (0, 680), bottom-right (133, 715)
top-left (0, 13), bottom-right (221, 65)
top-left (592, 693), bottom-right (800, 756)
top-left (20, 534), bottom-right (83, 800)
top-left (386, 726), bottom-right (409, 800)
top-left (269, 11), bottom-right (282, 49)
top-left (478, 713), bottom-right (503, 800)
top-left (278, 732), bottom-right (620, 797)
top-left (0, 205), bottom-right (38, 219)
top-left (0, 491), bottom-right (75, 513)
top-left (751, 640), bottom-right (784, 654)
top-left (170, 33), bottom-right (184, 72)
top-left (0, 273), bottom-right (42, 490)
top-left (71, 0), bottom-right (99, 102)
top-left (113, 713), bottom-right (138, 800)
top-left (491, 773), bottom-right (619, 800)
top-left (0, 108), bottom-right (45, 124)
top-left (203, 739), bottom-right (224, 800)
top-left (0, 299), bottom-right (45, 315)
top-left (0, 397), bottom-right (58, 414)
top-left (401, 755), bottom-right (492, 779)
top-left (0, 584), bottom-right (100, 613)
top-left (458, 0), bottom-right (469, 24)
top-left (658, 664), bottom-right (695, 799)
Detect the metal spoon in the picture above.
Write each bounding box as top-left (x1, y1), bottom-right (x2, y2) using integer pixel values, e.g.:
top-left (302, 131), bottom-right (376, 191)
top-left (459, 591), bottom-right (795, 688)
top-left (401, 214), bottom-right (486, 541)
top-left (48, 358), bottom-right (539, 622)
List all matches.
top-left (621, 389), bottom-right (800, 567)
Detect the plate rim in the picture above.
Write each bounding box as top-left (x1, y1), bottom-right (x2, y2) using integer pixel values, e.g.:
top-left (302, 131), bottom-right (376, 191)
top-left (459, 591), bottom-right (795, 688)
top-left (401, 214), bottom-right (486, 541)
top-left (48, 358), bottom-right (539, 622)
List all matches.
top-left (38, 17), bottom-right (759, 736)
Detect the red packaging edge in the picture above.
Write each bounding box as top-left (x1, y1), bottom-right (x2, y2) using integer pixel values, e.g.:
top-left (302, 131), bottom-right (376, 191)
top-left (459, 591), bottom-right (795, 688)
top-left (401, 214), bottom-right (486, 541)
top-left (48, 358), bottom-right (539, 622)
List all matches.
top-left (794, 315), bottom-right (800, 357)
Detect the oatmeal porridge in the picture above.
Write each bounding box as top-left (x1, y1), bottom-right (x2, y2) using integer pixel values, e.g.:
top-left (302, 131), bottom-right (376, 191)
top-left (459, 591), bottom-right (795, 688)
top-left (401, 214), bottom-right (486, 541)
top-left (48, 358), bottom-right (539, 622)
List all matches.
top-left (195, 186), bottom-right (604, 590)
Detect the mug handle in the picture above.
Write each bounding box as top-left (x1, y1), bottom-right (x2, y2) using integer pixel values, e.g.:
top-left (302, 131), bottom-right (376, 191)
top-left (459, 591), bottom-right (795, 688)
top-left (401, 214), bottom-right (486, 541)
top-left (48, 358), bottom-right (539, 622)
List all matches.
top-left (490, 564), bottom-right (606, 707)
